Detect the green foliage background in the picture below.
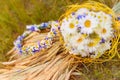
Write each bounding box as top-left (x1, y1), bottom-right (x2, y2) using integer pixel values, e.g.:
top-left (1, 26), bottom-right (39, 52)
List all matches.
top-left (0, 0), bottom-right (74, 61)
top-left (0, 0), bottom-right (119, 80)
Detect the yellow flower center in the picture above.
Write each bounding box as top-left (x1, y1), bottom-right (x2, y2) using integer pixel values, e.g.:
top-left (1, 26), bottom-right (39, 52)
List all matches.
top-left (84, 20), bottom-right (91, 28)
top-left (98, 16), bottom-right (101, 19)
top-left (100, 20), bottom-right (103, 22)
top-left (77, 37), bottom-right (83, 43)
top-left (104, 16), bottom-right (107, 19)
top-left (89, 32), bottom-right (99, 39)
top-left (76, 21), bottom-right (79, 24)
top-left (69, 23), bottom-right (75, 29)
top-left (102, 28), bottom-right (107, 34)
top-left (88, 42), bottom-right (95, 47)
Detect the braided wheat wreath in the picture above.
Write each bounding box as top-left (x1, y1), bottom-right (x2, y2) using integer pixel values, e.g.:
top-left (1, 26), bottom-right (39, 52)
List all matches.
top-left (0, 1), bottom-right (120, 80)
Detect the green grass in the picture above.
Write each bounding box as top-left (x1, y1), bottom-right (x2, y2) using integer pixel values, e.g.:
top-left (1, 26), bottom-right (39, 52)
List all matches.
top-left (0, 0), bottom-right (120, 80)
top-left (0, 0), bottom-right (73, 61)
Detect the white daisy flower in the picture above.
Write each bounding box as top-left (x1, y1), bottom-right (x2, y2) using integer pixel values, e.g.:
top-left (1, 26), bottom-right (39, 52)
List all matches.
top-left (95, 25), bottom-right (114, 40)
top-left (62, 33), bottom-right (73, 45)
top-left (61, 19), bottom-right (77, 42)
top-left (60, 16), bottom-right (79, 35)
top-left (69, 34), bottom-right (86, 49)
top-left (95, 12), bottom-right (114, 40)
top-left (84, 39), bottom-right (100, 53)
top-left (97, 41), bottom-right (111, 53)
top-left (68, 34), bottom-right (89, 56)
top-left (96, 11), bottom-right (112, 25)
top-left (78, 13), bottom-right (99, 34)
top-left (91, 41), bottom-right (111, 58)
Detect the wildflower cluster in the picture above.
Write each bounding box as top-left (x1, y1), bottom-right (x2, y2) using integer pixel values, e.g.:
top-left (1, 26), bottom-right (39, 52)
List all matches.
top-left (14, 21), bottom-right (59, 54)
top-left (60, 8), bottom-right (114, 58)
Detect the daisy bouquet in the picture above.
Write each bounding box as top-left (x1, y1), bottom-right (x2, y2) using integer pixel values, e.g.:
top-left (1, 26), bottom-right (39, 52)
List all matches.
top-left (0, 0), bottom-right (120, 80)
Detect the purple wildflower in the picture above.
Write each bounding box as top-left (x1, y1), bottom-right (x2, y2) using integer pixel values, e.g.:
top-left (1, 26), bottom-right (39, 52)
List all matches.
top-left (19, 49), bottom-right (23, 54)
top-left (17, 43), bottom-right (22, 48)
top-left (38, 42), bottom-right (42, 50)
top-left (17, 36), bottom-right (24, 41)
top-left (32, 47), bottom-right (39, 53)
top-left (58, 26), bottom-right (60, 30)
top-left (72, 12), bottom-right (75, 15)
top-left (77, 14), bottom-right (86, 20)
top-left (117, 17), bottom-right (120, 20)
top-left (77, 15), bottom-right (83, 20)
top-left (27, 25), bottom-right (38, 31)
top-left (41, 23), bottom-right (48, 28)
top-left (43, 43), bottom-right (47, 48)
top-left (100, 38), bottom-right (105, 43)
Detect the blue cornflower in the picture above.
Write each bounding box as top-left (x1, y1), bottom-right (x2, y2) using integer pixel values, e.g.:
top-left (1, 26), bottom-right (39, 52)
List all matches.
top-left (17, 36), bottom-right (24, 41)
top-left (27, 25), bottom-right (38, 31)
top-left (100, 38), bottom-right (105, 43)
top-left (14, 40), bottom-right (21, 47)
top-left (72, 12), bottom-right (75, 15)
top-left (77, 14), bottom-right (86, 20)
top-left (58, 26), bottom-right (60, 30)
top-left (41, 23), bottom-right (48, 28)
top-left (77, 15), bottom-right (83, 20)
top-left (32, 47), bottom-right (39, 53)
top-left (19, 49), bottom-right (23, 54)
top-left (17, 43), bottom-right (22, 49)
top-left (53, 31), bottom-right (57, 35)
top-left (117, 17), bottom-right (120, 20)
top-left (38, 42), bottom-right (42, 50)
top-left (52, 28), bottom-right (55, 31)
top-left (52, 28), bottom-right (57, 35)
